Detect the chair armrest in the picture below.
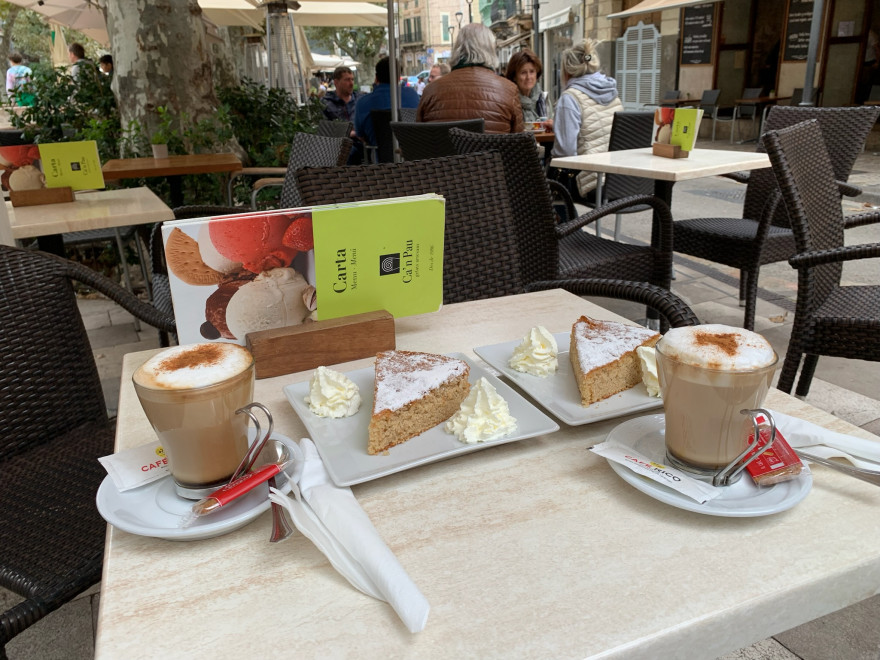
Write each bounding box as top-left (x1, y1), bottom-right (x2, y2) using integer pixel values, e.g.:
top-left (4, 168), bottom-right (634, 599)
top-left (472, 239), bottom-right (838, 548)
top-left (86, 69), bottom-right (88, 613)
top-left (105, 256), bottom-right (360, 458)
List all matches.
top-left (546, 179), bottom-right (577, 223)
top-left (843, 208), bottom-right (880, 229)
top-left (253, 177), bottom-right (284, 192)
top-left (524, 278), bottom-right (700, 329)
top-left (55, 253), bottom-right (177, 332)
top-left (837, 180), bottom-right (863, 198)
top-left (788, 242), bottom-right (880, 269)
top-left (720, 171), bottom-right (751, 184)
top-left (556, 194), bottom-right (671, 243)
top-left (232, 167), bottom-right (287, 178)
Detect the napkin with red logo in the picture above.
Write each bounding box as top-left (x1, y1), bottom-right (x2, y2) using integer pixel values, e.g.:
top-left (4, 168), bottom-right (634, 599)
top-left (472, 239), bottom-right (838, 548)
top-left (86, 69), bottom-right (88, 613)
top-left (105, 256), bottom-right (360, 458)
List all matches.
top-left (269, 438), bottom-right (429, 633)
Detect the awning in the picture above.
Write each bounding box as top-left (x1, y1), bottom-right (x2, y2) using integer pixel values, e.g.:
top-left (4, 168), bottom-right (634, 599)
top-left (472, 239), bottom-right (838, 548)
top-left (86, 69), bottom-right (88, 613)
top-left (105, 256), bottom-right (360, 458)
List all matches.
top-left (608, 0), bottom-right (721, 20)
top-left (497, 32), bottom-right (531, 49)
top-left (289, 2), bottom-right (387, 27)
top-left (539, 6), bottom-right (575, 32)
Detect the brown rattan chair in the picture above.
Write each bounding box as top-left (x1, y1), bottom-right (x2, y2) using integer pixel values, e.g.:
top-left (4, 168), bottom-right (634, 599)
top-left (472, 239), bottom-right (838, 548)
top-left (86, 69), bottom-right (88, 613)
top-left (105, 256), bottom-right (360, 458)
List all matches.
top-left (764, 119), bottom-right (880, 396)
top-left (221, 132), bottom-right (352, 208)
top-left (391, 119), bottom-right (484, 161)
top-left (292, 151), bottom-right (699, 328)
top-left (449, 128), bottom-right (675, 328)
top-left (0, 245), bottom-right (176, 658)
top-left (672, 105), bottom-right (879, 331)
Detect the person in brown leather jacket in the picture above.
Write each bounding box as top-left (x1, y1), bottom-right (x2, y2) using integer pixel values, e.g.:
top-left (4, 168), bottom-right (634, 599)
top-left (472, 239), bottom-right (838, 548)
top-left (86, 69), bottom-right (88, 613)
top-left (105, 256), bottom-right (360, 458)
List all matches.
top-left (417, 24), bottom-right (524, 133)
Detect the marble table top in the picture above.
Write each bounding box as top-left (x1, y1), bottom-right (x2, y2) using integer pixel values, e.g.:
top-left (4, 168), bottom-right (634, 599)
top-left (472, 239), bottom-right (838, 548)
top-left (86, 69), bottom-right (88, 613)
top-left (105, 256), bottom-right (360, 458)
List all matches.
top-left (94, 290), bottom-right (880, 659)
top-left (8, 186), bottom-right (174, 239)
top-left (551, 147), bottom-right (771, 182)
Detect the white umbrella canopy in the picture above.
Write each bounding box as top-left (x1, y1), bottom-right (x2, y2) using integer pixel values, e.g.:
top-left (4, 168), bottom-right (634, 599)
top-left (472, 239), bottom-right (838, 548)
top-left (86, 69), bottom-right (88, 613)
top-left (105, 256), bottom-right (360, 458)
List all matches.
top-left (288, 2), bottom-right (386, 27)
top-left (50, 21), bottom-right (70, 67)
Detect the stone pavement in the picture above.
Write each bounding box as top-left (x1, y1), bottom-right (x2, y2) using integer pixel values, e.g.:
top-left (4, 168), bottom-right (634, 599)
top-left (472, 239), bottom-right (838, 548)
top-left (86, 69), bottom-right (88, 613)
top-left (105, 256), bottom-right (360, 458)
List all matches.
top-left (3, 137), bottom-right (879, 659)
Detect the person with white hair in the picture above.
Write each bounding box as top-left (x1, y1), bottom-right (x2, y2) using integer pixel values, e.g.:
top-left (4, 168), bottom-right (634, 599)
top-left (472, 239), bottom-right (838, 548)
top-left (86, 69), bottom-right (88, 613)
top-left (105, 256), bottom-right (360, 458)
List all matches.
top-left (551, 39), bottom-right (622, 198)
top-left (417, 24), bottom-right (523, 133)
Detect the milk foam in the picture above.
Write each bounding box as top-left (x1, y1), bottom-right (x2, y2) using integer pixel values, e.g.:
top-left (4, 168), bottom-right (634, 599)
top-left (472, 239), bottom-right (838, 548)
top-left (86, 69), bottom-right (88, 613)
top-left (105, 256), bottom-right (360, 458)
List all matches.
top-left (658, 325), bottom-right (775, 371)
top-left (134, 343), bottom-right (253, 390)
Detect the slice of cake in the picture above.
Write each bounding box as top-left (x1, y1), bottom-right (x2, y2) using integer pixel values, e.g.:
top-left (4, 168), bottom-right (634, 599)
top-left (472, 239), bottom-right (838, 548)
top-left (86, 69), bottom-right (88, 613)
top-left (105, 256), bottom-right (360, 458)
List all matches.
top-left (569, 316), bottom-right (660, 406)
top-left (368, 350), bottom-right (471, 455)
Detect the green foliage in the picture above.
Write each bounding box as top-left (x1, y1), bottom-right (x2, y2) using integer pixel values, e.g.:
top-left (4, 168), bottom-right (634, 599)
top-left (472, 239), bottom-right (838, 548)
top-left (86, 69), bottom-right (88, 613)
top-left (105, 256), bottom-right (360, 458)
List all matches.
top-left (217, 79), bottom-right (323, 167)
top-left (306, 26), bottom-right (386, 85)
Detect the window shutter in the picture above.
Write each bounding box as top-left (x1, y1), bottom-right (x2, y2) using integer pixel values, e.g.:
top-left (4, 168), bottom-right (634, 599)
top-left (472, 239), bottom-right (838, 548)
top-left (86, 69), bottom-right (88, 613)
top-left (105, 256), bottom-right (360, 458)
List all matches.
top-left (615, 21), bottom-right (661, 110)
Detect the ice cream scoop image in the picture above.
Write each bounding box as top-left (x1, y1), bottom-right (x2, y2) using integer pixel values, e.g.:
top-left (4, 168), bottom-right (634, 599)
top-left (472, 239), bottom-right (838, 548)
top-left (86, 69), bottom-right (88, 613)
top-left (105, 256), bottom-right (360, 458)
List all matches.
top-left (198, 222), bottom-right (241, 274)
top-left (223, 267), bottom-right (312, 340)
top-left (7, 165), bottom-right (45, 191)
top-left (208, 213), bottom-right (299, 274)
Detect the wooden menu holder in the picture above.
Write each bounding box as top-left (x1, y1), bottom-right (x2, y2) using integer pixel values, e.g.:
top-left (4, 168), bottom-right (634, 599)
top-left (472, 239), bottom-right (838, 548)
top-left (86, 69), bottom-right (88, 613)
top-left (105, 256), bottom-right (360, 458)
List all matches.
top-left (652, 143), bottom-right (689, 159)
top-left (9, 186), bottom-right (75, 207)
top-left (246, 310), bottom-right (396, 379)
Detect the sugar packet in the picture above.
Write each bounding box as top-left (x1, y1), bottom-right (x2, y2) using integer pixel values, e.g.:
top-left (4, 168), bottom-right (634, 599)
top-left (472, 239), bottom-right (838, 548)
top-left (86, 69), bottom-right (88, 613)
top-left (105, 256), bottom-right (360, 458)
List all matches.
top-left (98, 441), bottom-right (169, 491)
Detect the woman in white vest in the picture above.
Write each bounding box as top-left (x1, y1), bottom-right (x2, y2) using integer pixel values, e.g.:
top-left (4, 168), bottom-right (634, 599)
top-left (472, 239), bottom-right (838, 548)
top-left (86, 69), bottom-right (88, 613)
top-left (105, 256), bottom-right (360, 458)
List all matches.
top-left (551, 40), bottom-right (622, 200)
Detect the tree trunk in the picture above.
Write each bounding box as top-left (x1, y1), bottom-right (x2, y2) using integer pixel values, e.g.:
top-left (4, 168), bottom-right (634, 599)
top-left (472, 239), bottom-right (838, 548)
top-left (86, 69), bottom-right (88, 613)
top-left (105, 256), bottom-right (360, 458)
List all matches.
top-left (0, 6), bottom-right (23, 61)
top-left (104, 0), bottom-right (219, 141)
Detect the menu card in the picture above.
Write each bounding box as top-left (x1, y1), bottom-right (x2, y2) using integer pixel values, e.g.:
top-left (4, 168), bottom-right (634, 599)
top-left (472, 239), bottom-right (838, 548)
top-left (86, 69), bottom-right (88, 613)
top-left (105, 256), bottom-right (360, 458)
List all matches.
top-left (37, 140), bottom-right (104, 190)
top-left (162, 195), bottom-right (446, 345)
top-left (653, 108), bottom-right (704, 152)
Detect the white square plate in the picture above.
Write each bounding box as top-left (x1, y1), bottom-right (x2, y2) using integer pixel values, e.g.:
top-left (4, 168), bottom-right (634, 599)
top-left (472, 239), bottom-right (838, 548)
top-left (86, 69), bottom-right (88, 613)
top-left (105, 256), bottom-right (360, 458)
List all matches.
top-left (283, 353), bottom-right (559, 486)
top-left (474, 332), bottom-right (663, 426)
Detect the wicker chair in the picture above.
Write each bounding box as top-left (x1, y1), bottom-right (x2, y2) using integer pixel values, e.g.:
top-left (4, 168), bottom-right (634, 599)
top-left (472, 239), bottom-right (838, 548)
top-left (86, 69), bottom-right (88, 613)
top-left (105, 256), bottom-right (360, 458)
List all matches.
top-left (391, 119), bottom-right (484, 160)
top-left (764, 119), bottom-right (880, 396)
top-left (317, 119), bottom-right (353, 139)
top-left (449, 128), bottom-right (674, 328)
top-left (0, 245), bottom-right (176, 659)
top-left (672, 105), bottom-right (879, 330)
top-left (221, 132), bottom-right (352, 208)
top-left (294, 151), bottom-right (697, 327)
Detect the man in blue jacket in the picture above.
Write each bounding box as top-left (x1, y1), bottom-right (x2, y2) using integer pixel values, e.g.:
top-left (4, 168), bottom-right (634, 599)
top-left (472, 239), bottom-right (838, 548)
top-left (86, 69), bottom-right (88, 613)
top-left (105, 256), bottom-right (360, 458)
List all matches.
top-left (354, 57), bottom-right (419, 152)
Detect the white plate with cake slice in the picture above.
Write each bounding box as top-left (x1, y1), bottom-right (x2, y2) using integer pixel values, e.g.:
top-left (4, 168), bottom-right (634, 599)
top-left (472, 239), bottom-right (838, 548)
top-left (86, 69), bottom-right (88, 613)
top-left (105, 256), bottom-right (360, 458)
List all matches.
top-left (282, 353), bottom-right (559, 487)
top-left (474, 331), bottom-right (663, 427)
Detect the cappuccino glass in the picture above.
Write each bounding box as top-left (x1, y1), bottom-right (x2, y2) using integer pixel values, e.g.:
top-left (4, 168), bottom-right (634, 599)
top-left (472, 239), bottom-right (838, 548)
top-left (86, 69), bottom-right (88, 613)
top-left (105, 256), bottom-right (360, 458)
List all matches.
top-left (655, 325), bottom-right (778, 484)
top-left (133, 343), bottom-right (255, 499)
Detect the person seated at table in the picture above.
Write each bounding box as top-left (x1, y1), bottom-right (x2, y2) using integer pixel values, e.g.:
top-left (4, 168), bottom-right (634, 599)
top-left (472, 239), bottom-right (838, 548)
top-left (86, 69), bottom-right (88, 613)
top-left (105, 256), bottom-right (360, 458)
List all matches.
top-left (550, 39), bottom-right (622, 200)
top-left (323, 65), bottom-right (363, 164)
top-left (354, 57), bottom-right (419, 149)
top-left (418, 24), bottom-right (523, 134)
top-left (98, 54), bottom-right (113, 77)
top-left (426, 63), bottom-right (450, 85)
top-left (505, 49), bottom-right (552, 129)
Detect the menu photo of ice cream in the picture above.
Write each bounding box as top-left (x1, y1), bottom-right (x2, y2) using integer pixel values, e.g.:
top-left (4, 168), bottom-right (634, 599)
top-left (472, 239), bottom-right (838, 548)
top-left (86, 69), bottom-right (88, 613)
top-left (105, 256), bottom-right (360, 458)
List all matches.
top-left (162, 209), bottom-right (317, 345)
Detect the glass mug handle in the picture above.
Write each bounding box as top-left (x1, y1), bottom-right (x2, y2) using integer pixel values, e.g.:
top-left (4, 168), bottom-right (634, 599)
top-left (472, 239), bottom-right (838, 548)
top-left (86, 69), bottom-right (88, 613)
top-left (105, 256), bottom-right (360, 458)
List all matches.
top-left (712, 408), bottom-right (778, 487)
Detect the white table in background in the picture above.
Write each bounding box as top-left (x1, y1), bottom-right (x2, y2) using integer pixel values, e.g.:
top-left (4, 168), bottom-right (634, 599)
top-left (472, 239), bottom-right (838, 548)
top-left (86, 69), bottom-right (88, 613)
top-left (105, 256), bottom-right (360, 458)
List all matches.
top-left (95, 289), bottom-right (880, 660)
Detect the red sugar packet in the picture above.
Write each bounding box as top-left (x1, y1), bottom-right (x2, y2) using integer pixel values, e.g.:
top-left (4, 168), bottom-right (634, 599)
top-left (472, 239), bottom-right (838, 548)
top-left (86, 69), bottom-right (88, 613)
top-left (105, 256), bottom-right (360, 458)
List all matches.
top-left (745, 413), bottom-right (803, 486)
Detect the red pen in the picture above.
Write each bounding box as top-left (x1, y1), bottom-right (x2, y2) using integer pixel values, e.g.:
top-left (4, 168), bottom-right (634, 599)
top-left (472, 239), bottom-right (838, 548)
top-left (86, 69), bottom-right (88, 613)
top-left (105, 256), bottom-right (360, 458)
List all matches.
top-left (189, 462), bottom-right (284, 518)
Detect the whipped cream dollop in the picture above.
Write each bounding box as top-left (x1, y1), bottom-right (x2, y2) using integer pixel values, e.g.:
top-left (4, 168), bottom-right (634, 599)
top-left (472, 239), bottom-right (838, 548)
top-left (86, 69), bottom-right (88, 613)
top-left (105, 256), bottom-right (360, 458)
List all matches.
top-left (636, 346), bottom-right (661, 397)
top-left (445, 377), bottom-right (517, 443)
top-left (508, 326), bottom-right (558, 377)
top-left (305, 366), bottom-right (361, 418)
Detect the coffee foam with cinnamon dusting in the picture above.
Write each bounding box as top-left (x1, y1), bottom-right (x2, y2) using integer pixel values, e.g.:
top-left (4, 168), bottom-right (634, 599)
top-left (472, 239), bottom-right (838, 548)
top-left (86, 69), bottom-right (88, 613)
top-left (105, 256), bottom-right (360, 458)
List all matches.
top-left (134, 343), bottom-right (253, 390)
top-left (658, 324), bottom-right (775, 370)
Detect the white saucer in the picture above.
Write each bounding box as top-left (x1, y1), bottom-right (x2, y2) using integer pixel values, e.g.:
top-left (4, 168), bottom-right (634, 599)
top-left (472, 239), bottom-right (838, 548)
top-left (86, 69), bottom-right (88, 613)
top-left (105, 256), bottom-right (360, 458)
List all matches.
top-left (605, 415), bottom-right (813, 517)
top-left (96, 433), bottom-right (296, 541)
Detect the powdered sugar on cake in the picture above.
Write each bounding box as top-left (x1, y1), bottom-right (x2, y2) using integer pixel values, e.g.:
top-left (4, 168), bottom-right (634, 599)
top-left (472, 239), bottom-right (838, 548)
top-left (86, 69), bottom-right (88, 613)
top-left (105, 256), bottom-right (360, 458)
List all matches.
top-left (573, 318), bottom-right (659, 373)
top-left (373, 351), bottom-right (469, 413)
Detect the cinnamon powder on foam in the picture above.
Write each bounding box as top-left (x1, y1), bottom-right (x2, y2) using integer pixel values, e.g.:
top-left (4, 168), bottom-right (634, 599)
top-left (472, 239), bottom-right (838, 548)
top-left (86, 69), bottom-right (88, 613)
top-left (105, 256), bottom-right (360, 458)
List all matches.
top-left (694, 331), bottom-right (738, 368)
top-left (158, 344), bottom-right (226, 373)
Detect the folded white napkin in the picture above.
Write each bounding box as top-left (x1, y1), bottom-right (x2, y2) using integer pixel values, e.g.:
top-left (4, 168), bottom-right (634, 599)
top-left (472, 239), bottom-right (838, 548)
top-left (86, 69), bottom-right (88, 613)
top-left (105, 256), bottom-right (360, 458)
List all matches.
top-left (269, 438), bottom-right (430, 633)
top-left (770, 409), bottom-right (880, 466)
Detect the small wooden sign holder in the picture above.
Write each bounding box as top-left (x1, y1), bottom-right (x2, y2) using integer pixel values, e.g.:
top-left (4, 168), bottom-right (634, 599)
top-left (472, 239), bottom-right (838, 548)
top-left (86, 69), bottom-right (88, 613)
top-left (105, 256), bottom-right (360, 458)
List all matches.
top-left (246, 309), bottom-right (396, 379)
top-left (9, 186), bottom-right (75, 207)
top-left (652, 143), bottom-right (689, 159)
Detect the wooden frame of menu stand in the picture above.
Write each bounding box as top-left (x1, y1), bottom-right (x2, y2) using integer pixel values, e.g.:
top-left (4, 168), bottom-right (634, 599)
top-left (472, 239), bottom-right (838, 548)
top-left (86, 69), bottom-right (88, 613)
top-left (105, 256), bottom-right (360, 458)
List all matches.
top-left (9, 186), bottom-right (75, 207)
top-left (652, 143), bottom-right (689, 159)
top-left (246, 310), bottom-right (396, 379)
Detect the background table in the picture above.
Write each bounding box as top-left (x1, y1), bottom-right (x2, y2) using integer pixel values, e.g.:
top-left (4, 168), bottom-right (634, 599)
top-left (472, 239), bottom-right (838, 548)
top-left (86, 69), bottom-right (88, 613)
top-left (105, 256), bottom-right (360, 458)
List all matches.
top-left (95, 289), bottom-right (880, 659)
top-left (102, 153), bottom-right (242, 208)
top-left (733, 96), bottom-right (792, 143)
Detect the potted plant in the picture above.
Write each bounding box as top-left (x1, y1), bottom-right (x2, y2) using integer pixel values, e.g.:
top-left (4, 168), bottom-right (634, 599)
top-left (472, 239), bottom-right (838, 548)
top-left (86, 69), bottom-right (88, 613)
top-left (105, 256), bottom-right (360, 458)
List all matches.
top-left (150, 106), bottom-right (176, 158)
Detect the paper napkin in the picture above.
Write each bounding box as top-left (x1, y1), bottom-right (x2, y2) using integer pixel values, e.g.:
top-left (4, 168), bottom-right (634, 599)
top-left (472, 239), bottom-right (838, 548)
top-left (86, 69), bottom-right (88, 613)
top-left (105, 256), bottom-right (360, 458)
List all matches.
top-left (769, 409), bottom-right (880, 465)
top-left (269, 438), bottom-right (430, 633)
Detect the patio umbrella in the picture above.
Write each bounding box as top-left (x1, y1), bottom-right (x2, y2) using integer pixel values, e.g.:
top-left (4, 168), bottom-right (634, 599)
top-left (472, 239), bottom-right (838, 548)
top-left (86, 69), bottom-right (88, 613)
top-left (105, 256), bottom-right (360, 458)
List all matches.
top-left (50, 21), bottom-right (69, 68)
top-left (288, 2), bottom-right (386, 27)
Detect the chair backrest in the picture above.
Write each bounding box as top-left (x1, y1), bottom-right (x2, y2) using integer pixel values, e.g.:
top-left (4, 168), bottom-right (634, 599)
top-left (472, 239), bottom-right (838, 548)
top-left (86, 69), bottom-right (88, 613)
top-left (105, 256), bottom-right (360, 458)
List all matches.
top-left (279, 132), bottom-right (352, 208)
top-left (449, 128), bottom-right (560, 283)
top-left (400, 107), bottom-right (418, 122)
top-left (0, 247), bottom-right (110, 460)
top-left (391, 119), bottom-right (485, 160)
top-left (317, 119), bottom-right (353, 139)
top-left (294, 151), bottom-right (524, 303)
top-left (370, 109), bottom-right (395, 162)
top-left (601, 111), bottom-right (655, 203)
top-left (764, 119), bottom-right (845, 304)
top-left (699, 89), bottom-right (721, 114)
top-left (788, 88), bottom-right (819, 107)
top-left (737, 87), bottom-right (764, 118)
top-left (744, 105), bottom-right (880, 228)
top-left (659, 90), bottom-right (681, 107)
